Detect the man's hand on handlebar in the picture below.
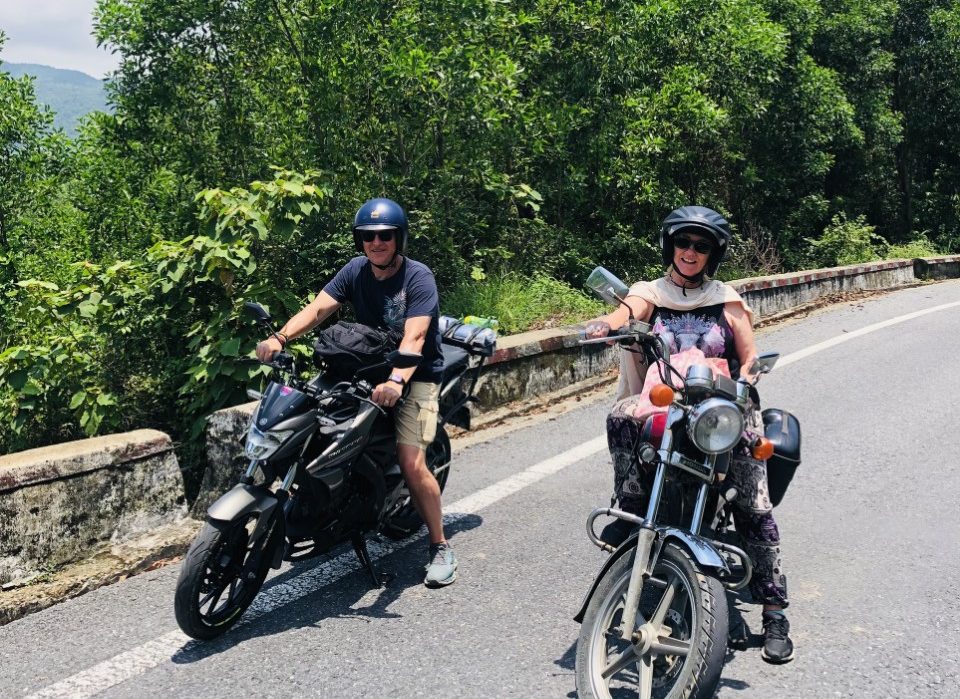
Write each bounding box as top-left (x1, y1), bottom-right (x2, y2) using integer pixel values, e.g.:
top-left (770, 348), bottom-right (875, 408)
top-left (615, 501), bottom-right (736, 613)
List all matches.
top-left (371, 381), bottom-right (402, 408)
top-left (256, 336), bottom-right (283, 362)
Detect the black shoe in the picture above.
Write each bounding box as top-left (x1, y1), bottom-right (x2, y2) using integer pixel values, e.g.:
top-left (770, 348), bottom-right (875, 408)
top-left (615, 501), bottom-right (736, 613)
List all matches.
top-left (761, 611), bottom-right (795, 664)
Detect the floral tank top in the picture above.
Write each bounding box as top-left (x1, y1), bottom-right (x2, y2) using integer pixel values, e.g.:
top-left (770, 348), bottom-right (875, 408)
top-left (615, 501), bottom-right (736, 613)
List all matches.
top-left (649, 302), bottom-right (740, 378)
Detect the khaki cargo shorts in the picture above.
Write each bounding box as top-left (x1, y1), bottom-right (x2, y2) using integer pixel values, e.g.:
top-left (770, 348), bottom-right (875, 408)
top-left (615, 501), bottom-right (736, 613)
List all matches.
top-left (395, 381), bottom-right (440, 449)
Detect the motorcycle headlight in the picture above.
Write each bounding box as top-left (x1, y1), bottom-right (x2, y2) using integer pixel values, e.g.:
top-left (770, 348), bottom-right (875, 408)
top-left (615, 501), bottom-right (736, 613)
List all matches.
top-left (245, 425), bottom-right (294, 460)
top-left (686, 398), bottom-right (744, 454)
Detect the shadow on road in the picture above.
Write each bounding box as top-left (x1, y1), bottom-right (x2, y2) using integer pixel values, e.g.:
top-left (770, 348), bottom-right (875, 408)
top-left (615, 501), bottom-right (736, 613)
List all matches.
top-left (169, 513), bottom-right (483, 664)
top-left (717, 591), bottom-right (760, 695)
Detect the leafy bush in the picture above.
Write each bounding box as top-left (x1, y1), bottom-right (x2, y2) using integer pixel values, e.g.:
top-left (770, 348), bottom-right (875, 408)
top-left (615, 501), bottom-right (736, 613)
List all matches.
top-left (886, 236), bottom-right (941, 259)
top-left (0, 168), bottom-right (330, 454)
top-left (804, 213), bottom-right (886, 267)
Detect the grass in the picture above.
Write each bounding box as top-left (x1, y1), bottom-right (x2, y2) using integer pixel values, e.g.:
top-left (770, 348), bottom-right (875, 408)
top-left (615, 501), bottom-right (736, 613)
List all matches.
top-left (442, 273), bottom-right (606, 335)
top-left (446, 237), bottom-right (950, 336)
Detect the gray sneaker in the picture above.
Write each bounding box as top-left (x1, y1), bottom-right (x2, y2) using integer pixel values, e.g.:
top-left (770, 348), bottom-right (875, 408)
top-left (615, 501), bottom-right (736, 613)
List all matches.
top-left (424, 542), bottom-right (458, 587)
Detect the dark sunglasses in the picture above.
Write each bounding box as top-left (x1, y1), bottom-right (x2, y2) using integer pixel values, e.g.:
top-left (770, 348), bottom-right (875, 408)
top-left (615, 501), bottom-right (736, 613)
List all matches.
top-left (673, 236), bottom-right (714, 255)
top-left (359, 229), bottom-right (395, 243)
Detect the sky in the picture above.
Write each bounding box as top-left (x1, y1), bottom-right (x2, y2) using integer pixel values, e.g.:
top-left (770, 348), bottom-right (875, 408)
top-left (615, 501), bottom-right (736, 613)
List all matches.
top-left (0, 1), bottom-right (120, 78)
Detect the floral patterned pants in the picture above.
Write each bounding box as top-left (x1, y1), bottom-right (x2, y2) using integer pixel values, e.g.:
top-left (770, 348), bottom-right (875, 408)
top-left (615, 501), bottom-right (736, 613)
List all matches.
top-left (607, 398), bottom-right (789, 608)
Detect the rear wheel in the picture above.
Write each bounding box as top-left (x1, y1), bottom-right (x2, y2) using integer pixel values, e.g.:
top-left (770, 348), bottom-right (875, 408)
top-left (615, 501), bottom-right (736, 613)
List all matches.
top-left (174, 512), bottom-right (281, 640)
top-left (381, 426), bottom-right (451, 540)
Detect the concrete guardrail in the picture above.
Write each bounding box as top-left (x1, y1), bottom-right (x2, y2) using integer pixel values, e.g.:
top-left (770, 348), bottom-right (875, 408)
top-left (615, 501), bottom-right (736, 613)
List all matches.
top-left (0, 430), bottom-right (186, 588)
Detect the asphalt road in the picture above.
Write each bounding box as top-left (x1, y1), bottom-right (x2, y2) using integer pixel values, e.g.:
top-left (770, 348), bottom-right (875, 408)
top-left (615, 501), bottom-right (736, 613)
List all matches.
top-left (2, 281), bottom-right (960, 699)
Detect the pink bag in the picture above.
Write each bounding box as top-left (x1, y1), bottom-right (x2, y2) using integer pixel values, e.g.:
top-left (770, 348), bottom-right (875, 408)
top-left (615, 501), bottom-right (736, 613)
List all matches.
top-left (626, 348), bottom-right (732, 420)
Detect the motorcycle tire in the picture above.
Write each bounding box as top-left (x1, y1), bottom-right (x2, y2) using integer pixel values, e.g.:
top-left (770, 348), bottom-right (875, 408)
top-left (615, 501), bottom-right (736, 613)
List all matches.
top-left (174, 512), bottom-right (281, 640)
top-left (575, 542), bottom-right (728, 699)
top-left (380, 426), bottom-right (451, 541)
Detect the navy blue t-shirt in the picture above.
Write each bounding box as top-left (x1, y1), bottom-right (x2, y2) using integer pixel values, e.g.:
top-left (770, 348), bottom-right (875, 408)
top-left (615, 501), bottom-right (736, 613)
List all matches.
top-left (323, 256), bottom-right (443, 383)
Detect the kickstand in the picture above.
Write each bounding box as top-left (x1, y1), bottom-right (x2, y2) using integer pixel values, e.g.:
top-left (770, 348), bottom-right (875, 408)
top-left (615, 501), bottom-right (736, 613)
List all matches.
top-left (351, 534), bottom-right (391, 588)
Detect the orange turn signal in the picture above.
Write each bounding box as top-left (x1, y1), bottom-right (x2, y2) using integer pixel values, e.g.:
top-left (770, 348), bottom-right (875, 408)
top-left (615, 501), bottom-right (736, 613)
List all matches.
top-left (752, 437), bottom-right (775, 461)
top-left (649, 384), bottom-right (674, 407)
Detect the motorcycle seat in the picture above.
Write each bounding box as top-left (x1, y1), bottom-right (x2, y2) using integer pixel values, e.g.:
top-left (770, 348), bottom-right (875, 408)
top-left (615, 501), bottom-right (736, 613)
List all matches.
top-left (440, 343), bottom-right (470, 384)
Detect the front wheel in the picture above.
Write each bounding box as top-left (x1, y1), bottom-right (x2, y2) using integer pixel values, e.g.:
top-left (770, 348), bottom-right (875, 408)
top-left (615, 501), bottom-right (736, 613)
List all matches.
top-left (174, 512), bottom-right (281, 640)
top-left (381, 426), bottom-right (451, 540)
top-left (575, 542), bottom-right (728, 699)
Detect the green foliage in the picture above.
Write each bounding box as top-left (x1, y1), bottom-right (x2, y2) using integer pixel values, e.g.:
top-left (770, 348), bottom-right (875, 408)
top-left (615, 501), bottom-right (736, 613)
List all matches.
top-left (804, 212), bottom-right (885, 267)
top-left (443, 274), bottom-right (605, 335)
top-left (6, 1), bottom-right (960, 461)
top-left (885, 234), bottom-right (941, 259)
top-left (0, 167), bottom-right (331, 452)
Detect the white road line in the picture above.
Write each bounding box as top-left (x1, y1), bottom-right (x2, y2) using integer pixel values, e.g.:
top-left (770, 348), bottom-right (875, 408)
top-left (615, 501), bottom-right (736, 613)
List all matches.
top-left (24, 297), bottom-right (960, 698)
top-left (776, 300), bottom-right (960, 368)
top-left (25, 439), bottom-right (609, 699)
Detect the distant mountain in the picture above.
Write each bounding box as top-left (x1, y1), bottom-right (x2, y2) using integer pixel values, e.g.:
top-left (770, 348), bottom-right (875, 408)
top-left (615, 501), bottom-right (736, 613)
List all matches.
top-left (2, 63), bottom-right (110, 136)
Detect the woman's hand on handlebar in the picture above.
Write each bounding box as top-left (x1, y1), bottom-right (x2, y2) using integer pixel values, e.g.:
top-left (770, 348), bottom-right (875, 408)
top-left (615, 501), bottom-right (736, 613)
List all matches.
top-left (584, 319), bottom-right (612, 339)
top-left (256, 336), bottom-right (283, 362)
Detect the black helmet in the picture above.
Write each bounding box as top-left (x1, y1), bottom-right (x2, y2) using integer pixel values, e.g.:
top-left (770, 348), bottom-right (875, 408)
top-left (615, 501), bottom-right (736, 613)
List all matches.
top-left (659, 205), bottom-right (732, 277)
top-left (352, 198), bottom-right (409, 253)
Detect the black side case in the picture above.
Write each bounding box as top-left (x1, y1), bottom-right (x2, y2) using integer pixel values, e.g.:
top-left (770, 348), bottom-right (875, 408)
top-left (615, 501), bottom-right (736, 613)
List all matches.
top-left (761, 408), bottom-right (801, 507)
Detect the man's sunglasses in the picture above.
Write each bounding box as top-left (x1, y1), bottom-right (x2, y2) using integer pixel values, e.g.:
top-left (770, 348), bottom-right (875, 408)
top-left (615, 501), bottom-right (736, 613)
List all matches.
top-left (359, 229), bottom-right (395, 243)
top-left (673, 236), bottom-right (715, 255)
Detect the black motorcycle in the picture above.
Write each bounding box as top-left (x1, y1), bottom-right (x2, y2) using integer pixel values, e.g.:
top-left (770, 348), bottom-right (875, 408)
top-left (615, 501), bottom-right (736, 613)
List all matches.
top-left (573, 267), bottom-right (800, 698)
top-left (174, 302), bottom-right (495, 640)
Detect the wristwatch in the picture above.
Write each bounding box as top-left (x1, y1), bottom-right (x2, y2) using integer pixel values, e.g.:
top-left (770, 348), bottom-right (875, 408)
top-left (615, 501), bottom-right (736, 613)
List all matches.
top-left (388, 372), bottom-right (406, 387)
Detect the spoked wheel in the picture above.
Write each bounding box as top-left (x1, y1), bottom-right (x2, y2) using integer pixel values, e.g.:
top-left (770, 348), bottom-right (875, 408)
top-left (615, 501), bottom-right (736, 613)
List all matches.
top-left (575, 543), bottom-right (728, 699)
top-left (174, 512), bottom-right (281, 640)
top-left (381, 426), bottom-right (451, 540)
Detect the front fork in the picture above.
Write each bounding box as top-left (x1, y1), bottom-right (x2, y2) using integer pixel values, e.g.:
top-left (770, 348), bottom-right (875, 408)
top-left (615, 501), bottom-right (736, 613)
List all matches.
top-left (618, 459), bottom-right (672, 641)
top-left (240, 458), bottom-right (298, 548)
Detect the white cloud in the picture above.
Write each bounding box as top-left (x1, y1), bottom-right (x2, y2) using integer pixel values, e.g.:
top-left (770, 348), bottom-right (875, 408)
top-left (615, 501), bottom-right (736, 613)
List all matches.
top-left (0, 0), bottom-right (119, 78)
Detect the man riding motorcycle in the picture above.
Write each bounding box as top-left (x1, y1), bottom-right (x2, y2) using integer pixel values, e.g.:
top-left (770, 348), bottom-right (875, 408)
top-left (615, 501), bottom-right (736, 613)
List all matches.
top-left (255, 198), bottom-right (458, 587)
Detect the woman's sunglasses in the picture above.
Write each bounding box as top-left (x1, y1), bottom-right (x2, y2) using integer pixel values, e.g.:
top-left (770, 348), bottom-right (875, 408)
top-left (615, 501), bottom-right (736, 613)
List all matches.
top-left (673, 236), bottom-right (714, 255)
top-left (359, 229), bottom-right (395, 243)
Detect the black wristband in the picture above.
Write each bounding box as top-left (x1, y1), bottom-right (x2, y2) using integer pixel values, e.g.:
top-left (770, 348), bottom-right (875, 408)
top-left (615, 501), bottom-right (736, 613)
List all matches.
top-left (276, 332), bottom-right (289, 348)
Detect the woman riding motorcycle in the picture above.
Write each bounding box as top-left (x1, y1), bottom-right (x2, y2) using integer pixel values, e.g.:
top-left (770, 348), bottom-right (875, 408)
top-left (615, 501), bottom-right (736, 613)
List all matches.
top-left (584, 205), bottom-right (795, 664)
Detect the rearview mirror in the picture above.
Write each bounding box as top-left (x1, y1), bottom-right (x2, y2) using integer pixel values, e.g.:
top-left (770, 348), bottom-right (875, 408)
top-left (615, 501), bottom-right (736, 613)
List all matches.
top-left (748, 351), bottom-right (780, 376)
top-left (244, 301), bottom-right (272, 323)
top-left (585, 266), bottom-right (630, 308)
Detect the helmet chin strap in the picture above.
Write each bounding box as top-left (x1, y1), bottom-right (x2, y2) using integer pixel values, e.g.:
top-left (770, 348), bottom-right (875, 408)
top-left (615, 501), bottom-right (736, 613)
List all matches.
top-left (370, 252), bottom-right (401, 271)
top-left (674, 267), bottom-right (705, 283)
top-left (668, 265), bottom-right (706, 297)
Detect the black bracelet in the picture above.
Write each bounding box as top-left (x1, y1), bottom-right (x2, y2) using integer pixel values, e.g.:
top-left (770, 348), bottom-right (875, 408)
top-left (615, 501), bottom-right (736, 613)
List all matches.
top-left (276, 332), bottom-right (289, 347)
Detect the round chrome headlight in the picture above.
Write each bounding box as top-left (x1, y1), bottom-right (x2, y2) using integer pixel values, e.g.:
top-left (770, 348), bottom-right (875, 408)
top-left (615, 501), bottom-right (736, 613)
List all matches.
top-left (686, 398), bottom-right (744, 454)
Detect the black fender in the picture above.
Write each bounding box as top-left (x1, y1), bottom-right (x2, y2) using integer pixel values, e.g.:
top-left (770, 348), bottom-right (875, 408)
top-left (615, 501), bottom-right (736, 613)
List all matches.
top-left (207, 483), bottom-right (284, 567)
top-left (574, 530), bottom-right (641, 623)
top-left (573, 526), bottom-right (729, 623)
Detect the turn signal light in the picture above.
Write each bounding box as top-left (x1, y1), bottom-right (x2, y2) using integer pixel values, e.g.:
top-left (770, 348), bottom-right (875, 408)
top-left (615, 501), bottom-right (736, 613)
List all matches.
top-left (752, 437), bottom-right (775, 461)
top-left (649, 384), bottom-right (674, 407)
